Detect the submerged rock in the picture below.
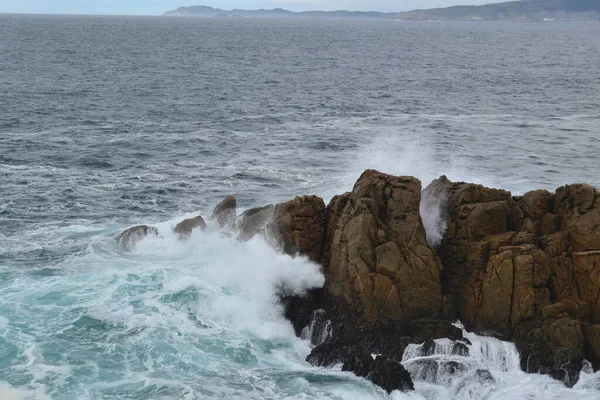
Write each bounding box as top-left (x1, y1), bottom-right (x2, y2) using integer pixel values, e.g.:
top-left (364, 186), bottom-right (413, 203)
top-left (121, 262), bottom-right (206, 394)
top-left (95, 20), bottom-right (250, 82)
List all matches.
top-left (174, 215), bottom-right (206, 238)
top-left (115, 225), bottom-right (159, 250)
top-left (212, 196), bottom-right (237, 228)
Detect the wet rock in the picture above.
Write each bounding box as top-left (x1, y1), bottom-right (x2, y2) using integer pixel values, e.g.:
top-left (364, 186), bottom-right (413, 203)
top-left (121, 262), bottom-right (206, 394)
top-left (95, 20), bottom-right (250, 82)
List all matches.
top-left (115, 225), bottom-right (159, 250)
top-left (212, 196), bottom-right (237, 228)
top-left (284, 289), bottom-right (325, 337)
top-left (174, 215), bottom-right (206, 238)
top-left (300, 308), bottom-right (332, 346)
top-left (367, 356), bottom-right (415, 393)
top-left (306, 338), bottom-right (343, 368)
top-left (452, 341), bottom-right (470, 357)
top-left (405, 359), bottom-right (469, 383)
top-left (341, 345), bottom-right (374, 378)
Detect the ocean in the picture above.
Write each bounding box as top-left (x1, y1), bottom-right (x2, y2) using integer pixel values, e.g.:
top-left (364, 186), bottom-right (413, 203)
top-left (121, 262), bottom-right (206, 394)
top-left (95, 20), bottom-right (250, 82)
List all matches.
top-left (1, 14), bottom-right (600, 399)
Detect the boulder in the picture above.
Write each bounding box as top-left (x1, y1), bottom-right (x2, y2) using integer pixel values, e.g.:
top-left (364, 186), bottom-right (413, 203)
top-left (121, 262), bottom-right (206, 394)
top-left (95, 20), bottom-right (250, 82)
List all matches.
top-left (174, 215), bottom-right (206, 237)
top-left (367, 356), bottom-right (414, 393)
top-left (115, 225), bottom-right (159, 250)
top-left (212, 196), bottom-right (237, 228)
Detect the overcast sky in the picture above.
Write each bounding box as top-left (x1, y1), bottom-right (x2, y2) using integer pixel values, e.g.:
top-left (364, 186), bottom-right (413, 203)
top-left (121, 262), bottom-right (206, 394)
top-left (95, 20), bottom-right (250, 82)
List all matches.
top-left (0, 0), bottom-right (493, 15)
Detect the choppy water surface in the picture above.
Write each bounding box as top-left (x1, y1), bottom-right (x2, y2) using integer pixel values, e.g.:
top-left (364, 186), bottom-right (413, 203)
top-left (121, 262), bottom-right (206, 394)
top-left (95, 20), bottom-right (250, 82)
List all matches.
top-left (1, 15), bottom-right (599, 399)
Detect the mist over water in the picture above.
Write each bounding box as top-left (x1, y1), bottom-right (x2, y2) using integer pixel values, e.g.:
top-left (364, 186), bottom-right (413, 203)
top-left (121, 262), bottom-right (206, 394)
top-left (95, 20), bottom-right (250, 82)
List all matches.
top-left (1, 15), bottom-right (600, 399)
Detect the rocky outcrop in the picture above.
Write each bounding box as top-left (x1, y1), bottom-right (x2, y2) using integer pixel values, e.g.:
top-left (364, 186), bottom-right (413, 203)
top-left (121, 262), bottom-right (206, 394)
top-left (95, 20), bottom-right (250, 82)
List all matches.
top-left (159, 170), bottom-right (600, 388)
top-left (323, 170), bottom-right (444, 343)
top-left (426, 176), bottom-right (600, 385)
top-left (174, 215), bottom-right (206, 237)
top-left (115, 225), bottom-right (159, 250)
top-left (212, 196), bottom-right (237, 228)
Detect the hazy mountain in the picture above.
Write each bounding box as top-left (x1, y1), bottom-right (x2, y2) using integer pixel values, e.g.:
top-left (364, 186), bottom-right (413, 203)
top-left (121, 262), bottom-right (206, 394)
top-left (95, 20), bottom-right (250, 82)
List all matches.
top-left (163, 6), bottom-right (396, 19)
top-left (393, 0), bottom-right (600, 22)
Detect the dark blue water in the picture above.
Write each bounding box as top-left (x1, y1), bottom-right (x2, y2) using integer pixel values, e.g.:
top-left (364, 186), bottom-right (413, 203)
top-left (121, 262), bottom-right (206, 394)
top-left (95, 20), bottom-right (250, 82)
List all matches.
top-left (1, 15), bottom-right (600, 399)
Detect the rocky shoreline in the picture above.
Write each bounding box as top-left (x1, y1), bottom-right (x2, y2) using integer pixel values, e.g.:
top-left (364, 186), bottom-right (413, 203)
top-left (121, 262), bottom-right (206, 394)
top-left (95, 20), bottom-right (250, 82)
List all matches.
top-left (117, 169), bottom-right (600, 392)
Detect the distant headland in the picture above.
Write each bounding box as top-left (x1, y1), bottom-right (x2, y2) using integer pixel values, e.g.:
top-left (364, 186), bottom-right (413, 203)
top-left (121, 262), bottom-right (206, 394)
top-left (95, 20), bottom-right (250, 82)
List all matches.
top-left (162, 6), bottom-right (395, 19)
top-left (164, 1), bottom-right (600, 22)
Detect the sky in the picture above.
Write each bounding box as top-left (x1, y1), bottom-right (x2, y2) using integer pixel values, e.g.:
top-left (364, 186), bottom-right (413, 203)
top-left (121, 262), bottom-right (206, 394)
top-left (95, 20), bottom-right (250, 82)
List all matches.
top-left (0, 0), bottom-right (493, 15)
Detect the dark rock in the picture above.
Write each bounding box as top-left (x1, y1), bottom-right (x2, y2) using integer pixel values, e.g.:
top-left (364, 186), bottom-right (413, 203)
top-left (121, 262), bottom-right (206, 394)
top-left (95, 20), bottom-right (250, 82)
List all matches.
top-left (300, 308), bottom-right (331, 346)
top-left (212, 196), bottom-right (237, 228)
top-left (174, 215), bottom-right (206, 237)
top-left (367, 356), bottom-right (415, 393)
top-left (341, 345), bottom-right (374, 378)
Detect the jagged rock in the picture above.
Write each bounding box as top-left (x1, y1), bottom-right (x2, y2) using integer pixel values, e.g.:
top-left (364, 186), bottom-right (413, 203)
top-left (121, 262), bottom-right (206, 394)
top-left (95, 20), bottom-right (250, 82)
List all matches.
top-left (237, 205), bottom-right (274, 241)
top-left (212, 196), bottom-right (237, 228)
top-left (428, 175), bottom-right (600, 385)
top-left (284, 289), bottom-right (325, 337)
top-left (324, 170), bottom-right (443, 333)
top-left (306, 339), bottom-right (344, 368)
top-left (367, 356), bottom-right (415, 393)
top-left (115, 225), bottom-right (159, 250)
top-left (341, 345), bottom-right (374, 378)
top-left (174, 215), bottom-right (206, 237)
top-left (305, 339), bottom-right (371, 371)
top-left (269, 195), bottom-right (326, 263)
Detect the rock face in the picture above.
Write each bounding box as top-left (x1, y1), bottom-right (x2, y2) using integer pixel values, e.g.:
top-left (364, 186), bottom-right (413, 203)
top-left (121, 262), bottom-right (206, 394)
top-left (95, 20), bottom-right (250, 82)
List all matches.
top-left (115, 225), bottom-right (159, 250)
top-left (269, 196), bottom-right (326, 263)
top-left (212, 196), bottom-right (237, 228)
top-left (174, 215), bottom-right (206, 237)
top-left (323, 170), bottom-right (443, 340)
top-left (427, 176), bottom-right (600, 385)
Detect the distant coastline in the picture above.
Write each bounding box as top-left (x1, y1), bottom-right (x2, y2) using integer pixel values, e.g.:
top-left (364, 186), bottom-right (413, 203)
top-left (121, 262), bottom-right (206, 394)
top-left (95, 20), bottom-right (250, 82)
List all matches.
top-left (164, 1), bottom-right (600, 22)
top-left (162, 6), bottom-right (395, 20)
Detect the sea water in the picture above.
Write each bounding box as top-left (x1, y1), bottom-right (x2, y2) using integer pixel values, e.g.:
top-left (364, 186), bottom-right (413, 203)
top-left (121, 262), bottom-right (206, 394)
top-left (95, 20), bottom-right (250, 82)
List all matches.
top-left (1, 15), bottom-right (600, 399)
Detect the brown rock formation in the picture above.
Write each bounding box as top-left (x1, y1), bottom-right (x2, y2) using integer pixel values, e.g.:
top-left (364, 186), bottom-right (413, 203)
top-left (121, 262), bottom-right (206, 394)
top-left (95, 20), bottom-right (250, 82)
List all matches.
top-left (115, 225), bottom-right (159, 250)
top-left (212, 196), bottom-right (237, 228)
top-left (237, 205), bottom-right (274, 241)
top-left (174, 215), bottom-right (206, 237)
top-left (324, 170), bottom-right (443, 327)
top-left (269, 195), bottom-right (326, 263)
top-left (428, 176), bottom-right (600, 385)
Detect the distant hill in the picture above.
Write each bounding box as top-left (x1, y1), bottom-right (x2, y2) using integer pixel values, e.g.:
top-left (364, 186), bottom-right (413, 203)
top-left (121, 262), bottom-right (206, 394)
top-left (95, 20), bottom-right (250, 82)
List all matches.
top-left (163, 6), bottom-right (395, 19)
top-left (393, 0), bottom-right (600, 22)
